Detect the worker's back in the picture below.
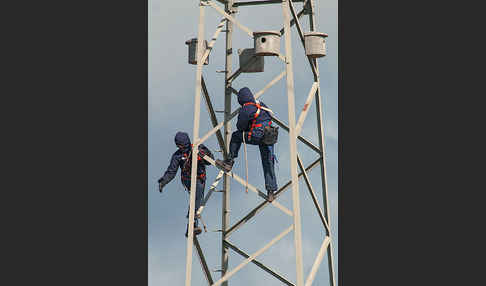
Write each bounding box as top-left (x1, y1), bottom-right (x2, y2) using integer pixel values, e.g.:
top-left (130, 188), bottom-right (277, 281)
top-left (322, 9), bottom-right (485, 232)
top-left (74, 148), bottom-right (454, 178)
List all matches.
top-left (236, 87), bottom-right (272, 132)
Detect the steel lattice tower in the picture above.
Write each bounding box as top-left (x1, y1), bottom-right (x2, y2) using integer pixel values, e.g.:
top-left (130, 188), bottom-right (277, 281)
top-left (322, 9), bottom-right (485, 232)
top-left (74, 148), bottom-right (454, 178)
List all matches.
top-left (184, 1), bottom-right (336, 285)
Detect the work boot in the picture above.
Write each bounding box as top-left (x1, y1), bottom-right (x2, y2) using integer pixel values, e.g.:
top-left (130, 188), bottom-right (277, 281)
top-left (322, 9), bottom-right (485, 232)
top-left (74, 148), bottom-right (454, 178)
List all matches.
top-left (267, 190), bottom-right (275, 202)
top-left (185, 225), bottom-right (203, 237)
top-left (216, 158), bottom-right (234, 172)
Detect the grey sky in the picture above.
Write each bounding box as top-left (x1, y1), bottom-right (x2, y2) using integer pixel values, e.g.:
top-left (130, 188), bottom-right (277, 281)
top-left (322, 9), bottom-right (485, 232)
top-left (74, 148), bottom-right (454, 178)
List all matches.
top-left (149, 1), bottom-right (338, 285)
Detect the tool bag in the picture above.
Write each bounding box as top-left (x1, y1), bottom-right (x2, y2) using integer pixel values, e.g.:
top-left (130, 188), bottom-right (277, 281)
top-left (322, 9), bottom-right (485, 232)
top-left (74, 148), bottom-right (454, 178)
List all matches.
top-left (263, 125), bottom-right (279, 145)
top-left (243, 100), bottom-right (278, 145)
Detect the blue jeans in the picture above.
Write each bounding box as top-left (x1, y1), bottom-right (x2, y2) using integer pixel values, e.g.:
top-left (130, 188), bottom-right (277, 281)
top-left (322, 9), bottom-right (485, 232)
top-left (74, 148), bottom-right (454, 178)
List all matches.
top-left (229, 129), bottom-right (278, 192)
top-left (182, 177), bottom-right (205, 227)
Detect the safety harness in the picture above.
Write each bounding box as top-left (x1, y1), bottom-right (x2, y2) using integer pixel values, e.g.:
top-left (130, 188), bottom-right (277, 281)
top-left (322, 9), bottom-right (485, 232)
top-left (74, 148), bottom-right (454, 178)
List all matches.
top-left (181, 145), bottom-right (206, 180)
top-left (242, 100), bottom-right (274, 141)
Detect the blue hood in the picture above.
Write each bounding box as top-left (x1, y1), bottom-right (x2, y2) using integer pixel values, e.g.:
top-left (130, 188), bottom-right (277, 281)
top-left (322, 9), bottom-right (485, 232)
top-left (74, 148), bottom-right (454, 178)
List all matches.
top-left (174, 132), bottom-right (191, 147)
top-left (238, 87), bottom-right (255, 106)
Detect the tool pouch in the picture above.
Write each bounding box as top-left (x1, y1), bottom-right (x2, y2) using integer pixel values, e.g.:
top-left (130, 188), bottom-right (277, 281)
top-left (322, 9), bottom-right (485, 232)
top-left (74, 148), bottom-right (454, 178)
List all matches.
top-left (262, 125), bottom-right (279, 145)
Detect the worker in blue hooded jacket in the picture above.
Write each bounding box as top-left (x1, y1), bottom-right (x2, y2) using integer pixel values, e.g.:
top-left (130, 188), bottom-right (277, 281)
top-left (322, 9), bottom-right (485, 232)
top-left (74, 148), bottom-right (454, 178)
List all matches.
top-left (216, 87), bottom-right (278, 202)
top-left (158, 131), bottom-right (214, 237)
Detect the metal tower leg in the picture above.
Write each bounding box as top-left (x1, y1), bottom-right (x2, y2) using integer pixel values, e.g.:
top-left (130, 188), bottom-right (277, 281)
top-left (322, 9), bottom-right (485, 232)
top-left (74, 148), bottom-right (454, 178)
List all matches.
top-left (185, 4), bottom-right (205, 286)
top-left (222, 1), bottom-right (234, 285)
top-left (308, 0), bottom-right (336, 285)
top-left (282, 1), bottom-right (304, 285)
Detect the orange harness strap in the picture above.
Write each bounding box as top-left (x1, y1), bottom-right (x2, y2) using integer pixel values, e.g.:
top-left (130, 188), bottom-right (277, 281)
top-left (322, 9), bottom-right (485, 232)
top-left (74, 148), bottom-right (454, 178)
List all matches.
top-left (181, 146), bottom-right (205, 180)
top-left (243, 102), bottom-right (272, 140)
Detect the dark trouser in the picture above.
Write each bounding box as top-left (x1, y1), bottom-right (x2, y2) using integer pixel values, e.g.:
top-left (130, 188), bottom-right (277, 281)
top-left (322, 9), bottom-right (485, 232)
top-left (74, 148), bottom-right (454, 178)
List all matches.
top-left (229, 129), bottom-right (278, 192)
top-left (182, 177), bottom-right (205, 227)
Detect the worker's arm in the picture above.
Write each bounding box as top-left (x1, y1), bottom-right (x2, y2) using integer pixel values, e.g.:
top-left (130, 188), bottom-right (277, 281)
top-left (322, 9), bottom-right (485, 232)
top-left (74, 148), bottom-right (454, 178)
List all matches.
top-left (158, 152), bottom-right (180, 192)
top-left (199, 144), bottom-right (214, 165)
top-left (236, 107), bottom-right (251, 131)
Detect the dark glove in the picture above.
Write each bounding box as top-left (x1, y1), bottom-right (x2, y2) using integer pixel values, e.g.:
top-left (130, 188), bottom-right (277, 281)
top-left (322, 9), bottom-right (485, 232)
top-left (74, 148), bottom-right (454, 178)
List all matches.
top-left (198, 150), bottom-right (205, 160)
top-left (158, 178), bottom-right (166, 193)
top-left (198, 150), bottom-right (212, 165)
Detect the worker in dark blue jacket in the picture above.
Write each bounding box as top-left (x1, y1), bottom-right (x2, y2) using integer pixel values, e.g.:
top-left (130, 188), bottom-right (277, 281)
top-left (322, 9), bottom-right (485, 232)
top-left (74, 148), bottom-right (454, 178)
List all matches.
top-left (158, 131), bottom-right (214, 237)
top-left (216, 87), bottom-right (278, 202)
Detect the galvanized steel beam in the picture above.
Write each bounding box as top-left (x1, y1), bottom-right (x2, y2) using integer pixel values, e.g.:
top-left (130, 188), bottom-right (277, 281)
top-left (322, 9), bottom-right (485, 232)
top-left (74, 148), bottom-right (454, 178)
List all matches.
top-left (185, 4), bottom-right (206, 286)
top-left (295, 82), bottom-right (319, 136)
top-left (253, 70), bottom-right (286, 99)
top-left (270, 115), bottom-right (322, 154)
top-left (279, 8), bottom-right (305, 36)
top-left (206, 0), bottom-right (254, 37)
top-left (201, 76), bottom-right (227, 158)
top-left (194, 236), bottom-right (215, 285)
top-left (203, 155), bottom-right (293, 216)
top-left (197, 170), bottom-right (225, 216)
top-left (282, 1), bottom-right (304, 284)
top-left (225, 157), bottom-right (321, 237)
top-left (297, 154), bottom-right (330, 233)
top-left (211, 225), bottom-right (294, 286)
top-left (288, 0), bottom-right (318, 79)
top-left (308, 0), bottom-right (336, 285)
top-left (304, 236), bottom-right (331, 286)
top-left (224, 240), bottom-right (295, 286)
top-left (201, 18), bottom-right (227, 64)
top-left (222, 1), bottom-right (234, 284)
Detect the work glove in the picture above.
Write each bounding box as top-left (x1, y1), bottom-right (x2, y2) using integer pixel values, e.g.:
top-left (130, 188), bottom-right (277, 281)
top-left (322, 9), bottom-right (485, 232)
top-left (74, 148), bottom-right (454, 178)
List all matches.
top-left (158, 178), bottom-right (165, 193)
top-left (198, 149), bottom-right (212, 165)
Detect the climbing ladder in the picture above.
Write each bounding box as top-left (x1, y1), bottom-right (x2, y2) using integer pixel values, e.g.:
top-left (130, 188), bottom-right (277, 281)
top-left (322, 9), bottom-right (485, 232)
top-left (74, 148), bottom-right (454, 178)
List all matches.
top-left (183, 1), bottom-right (335, 286)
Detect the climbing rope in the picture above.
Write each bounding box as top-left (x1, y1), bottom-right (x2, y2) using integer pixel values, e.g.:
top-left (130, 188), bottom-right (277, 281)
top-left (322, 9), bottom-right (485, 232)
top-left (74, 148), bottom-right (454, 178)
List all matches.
top-left (243, 131), bottom-right (249, 194)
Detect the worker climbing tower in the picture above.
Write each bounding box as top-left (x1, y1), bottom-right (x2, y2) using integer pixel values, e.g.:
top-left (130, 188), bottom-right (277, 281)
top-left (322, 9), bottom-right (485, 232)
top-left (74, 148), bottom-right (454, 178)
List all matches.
top-left (184, 1), bottom-right (335, 285)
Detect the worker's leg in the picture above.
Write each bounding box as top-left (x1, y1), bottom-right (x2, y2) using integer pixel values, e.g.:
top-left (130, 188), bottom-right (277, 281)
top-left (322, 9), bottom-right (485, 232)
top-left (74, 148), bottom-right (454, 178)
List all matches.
top-left (229, 130), bottom-right (261, 158)
top-left (259, 144), bottom-right (278, 201)
top-left (216, 130), bottom-right (243, 172)
top-left (183, 179), bottom-right (202, 231)
top-left (229, 130), bottom-right (244, 159)
top-left (218, 130), bottom-right (262, 172)
top-left (195, 178), bottom-right (205, 215)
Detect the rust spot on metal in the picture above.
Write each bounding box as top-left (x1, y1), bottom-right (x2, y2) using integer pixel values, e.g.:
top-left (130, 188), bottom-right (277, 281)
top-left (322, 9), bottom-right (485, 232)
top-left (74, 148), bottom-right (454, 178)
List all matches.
top-left (303, 103), bottom-right (309, 111)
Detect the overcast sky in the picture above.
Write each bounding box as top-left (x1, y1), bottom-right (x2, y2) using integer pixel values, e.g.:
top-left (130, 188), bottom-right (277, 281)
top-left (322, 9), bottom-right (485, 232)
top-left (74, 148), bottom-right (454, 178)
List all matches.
top-left (149, 1), bottom-right (338, 285)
